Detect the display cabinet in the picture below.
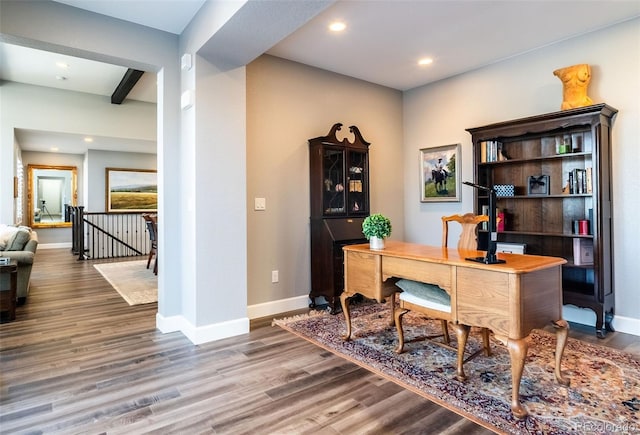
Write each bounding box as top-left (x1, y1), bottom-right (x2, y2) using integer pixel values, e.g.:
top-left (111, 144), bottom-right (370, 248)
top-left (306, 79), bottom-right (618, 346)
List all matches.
top-left (309, 123), bottom-right (370, 313)
top-left (466, 104), bottom-right (617, 337)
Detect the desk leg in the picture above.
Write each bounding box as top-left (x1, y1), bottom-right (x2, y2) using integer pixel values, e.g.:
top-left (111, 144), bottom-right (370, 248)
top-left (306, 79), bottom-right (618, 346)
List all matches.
top-left (340, 292), bottom-right (353, 341)
top-left (507, 337), bottom-right (529, 419)
top-left (387, 294), bottom-right (396, 327)
top-left (553, 319), bottom-right (570, 386)
top-left (451, 324), bottom-right (470, 382)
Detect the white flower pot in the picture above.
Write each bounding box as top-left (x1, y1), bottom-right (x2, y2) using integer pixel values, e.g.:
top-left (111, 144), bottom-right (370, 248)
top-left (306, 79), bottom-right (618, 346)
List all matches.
top-left (369, 236), bottom-right (385, 250)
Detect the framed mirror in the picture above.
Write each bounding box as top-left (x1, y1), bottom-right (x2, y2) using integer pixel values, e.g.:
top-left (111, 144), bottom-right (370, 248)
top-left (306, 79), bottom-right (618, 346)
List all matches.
top-left (27, 164), bottom-right (77, 228)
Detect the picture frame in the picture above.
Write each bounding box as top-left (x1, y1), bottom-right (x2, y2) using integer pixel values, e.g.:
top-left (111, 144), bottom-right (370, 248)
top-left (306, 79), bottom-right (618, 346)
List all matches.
top-left (106, 168), bottom-right (157, 212)
top-left (420, 144), bottom-right (461, 202)
top-left (527, 175), bottom-right (550, 195)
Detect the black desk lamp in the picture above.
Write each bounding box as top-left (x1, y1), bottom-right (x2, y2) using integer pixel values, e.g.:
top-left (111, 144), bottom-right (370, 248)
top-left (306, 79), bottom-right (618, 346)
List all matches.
top-left (463, 181), bottom-right (506, 265)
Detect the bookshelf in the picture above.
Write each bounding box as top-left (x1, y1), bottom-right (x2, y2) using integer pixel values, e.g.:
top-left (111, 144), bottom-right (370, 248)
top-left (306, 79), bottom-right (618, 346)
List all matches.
top-left (466, 104), bottom-right (617, 338)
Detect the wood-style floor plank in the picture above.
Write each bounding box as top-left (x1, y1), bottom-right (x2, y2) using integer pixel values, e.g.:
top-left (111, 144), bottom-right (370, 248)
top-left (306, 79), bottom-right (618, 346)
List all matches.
top-left (1, 248), bottom-right (637, 434)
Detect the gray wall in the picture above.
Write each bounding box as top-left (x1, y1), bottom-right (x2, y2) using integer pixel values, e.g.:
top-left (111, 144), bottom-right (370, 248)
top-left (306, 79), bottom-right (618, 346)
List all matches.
top-left (246, 55), bottom-right (404, 310)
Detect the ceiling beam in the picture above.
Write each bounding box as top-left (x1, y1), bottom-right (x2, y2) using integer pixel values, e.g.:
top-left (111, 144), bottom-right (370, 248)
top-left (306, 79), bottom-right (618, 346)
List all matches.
top-left (111, 69), bottom-right (144, 104)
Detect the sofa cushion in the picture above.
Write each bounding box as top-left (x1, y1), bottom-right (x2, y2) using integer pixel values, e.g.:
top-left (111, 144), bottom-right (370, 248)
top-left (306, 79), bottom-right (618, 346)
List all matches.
top-left (5, 228), bottom-right (32, 251)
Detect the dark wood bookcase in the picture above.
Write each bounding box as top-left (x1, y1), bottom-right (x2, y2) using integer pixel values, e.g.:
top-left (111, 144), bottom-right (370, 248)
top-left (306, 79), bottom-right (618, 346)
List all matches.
top-left (466, 104), bottom-right (617, 337)
top-left (308, 123), bottom-right (370, 313)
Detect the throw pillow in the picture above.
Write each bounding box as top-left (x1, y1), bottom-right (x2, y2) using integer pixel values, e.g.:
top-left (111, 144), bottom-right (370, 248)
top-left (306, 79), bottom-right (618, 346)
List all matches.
top-left (0, 224), bottom-right (20, 250)
top-left (5, 229), bottom-right (31, 251)
top-left (395, 278), bottom-right (451, 306)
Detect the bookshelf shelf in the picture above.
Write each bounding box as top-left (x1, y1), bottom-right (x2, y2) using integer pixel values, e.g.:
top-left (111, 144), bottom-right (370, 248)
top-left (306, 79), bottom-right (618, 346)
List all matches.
top-left (467, 104), bottom-right (617, 338)
top-left (483, 229), bottom-right (594, 238)
top-left (479, 151), bottom-right (592, 166)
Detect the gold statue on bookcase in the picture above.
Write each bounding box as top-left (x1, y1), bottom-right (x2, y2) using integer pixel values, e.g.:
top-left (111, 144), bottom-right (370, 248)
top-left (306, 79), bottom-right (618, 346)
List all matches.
top-left (553, 63), bottom-right (593, 110)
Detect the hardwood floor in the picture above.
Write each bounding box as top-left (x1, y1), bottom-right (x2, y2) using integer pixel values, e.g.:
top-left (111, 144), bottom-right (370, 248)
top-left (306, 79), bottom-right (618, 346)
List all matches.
top-left (1, 249), bottom-right (637, 434)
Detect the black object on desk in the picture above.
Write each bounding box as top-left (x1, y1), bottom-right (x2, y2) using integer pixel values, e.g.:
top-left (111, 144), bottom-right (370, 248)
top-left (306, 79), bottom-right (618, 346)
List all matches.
top-left (463, 181), bottom-right (506, 265)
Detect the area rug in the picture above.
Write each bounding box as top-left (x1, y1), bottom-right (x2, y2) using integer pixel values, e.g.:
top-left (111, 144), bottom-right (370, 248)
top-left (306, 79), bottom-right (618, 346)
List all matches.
top-left (273, 302), bottom-right (640, 435)
top-left (94, 260), bottom-right (157, 305)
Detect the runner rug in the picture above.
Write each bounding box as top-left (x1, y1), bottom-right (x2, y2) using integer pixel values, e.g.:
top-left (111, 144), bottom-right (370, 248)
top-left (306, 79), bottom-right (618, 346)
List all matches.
top-left (273, 302), bottom-right (639, 435)
top-left (94, 260), bottom-right (157, 305)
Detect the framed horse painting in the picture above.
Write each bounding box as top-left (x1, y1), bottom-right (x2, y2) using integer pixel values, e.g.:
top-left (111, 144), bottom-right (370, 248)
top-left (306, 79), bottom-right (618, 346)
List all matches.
top-left (420, 144), bottom-right (461, 202)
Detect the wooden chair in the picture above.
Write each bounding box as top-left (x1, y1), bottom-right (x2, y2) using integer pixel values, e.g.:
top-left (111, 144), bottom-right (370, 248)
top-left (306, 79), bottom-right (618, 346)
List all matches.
top-left (394, 213), bottom-right (492, 381)
top-left (142, 214), bottom-right (158, 275)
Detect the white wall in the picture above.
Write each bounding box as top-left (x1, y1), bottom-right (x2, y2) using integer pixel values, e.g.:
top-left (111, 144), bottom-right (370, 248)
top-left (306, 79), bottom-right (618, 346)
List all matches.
top-left (0, 82), bottom-right (156, 223)
top-left (1, 81), bottom-right (156, 244)
top-left (403, 18), bottom-right (640, 335)
top-left (246, 55), bottom-right (404, 311)
top-left (0, 0), bottom-right (181, 320)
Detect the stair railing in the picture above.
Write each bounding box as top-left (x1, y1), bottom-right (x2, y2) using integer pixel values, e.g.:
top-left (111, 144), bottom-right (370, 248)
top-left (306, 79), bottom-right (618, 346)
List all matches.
top-left (69, 206), bottom-right (151, 260)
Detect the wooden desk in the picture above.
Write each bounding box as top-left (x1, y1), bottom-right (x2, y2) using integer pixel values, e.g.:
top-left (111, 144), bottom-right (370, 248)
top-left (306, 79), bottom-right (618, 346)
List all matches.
top-left (341, 241), bottom-right (569, 418)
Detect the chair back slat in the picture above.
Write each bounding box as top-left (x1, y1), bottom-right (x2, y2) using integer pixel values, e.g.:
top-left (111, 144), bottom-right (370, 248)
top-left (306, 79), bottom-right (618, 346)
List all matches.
top-left (441, 213), bottom-right (489, 250)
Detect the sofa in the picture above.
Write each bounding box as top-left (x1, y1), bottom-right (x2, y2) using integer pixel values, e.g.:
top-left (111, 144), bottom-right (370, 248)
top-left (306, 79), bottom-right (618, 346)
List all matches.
top-left (0, 225), bottom-right (38, 304)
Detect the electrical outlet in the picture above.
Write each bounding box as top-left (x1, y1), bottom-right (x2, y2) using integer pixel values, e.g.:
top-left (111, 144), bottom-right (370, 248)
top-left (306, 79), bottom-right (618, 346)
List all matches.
top-left (271, 270), bottom-right (279, 283)
top-left (254, 197), bottom-right (266, 211)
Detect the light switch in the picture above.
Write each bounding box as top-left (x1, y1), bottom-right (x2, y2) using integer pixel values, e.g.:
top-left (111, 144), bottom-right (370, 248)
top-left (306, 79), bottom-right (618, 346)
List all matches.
top-left (254, 197), bottom-right (266, 210)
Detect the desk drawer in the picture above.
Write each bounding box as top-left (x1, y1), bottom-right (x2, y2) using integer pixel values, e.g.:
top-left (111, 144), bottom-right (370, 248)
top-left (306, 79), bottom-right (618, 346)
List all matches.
top-left (382, 256), bottom-right (451, 290)
top-left (344, 251), bottom-right (379, 298)
top-left (456, 268), bottom-right (510, 335)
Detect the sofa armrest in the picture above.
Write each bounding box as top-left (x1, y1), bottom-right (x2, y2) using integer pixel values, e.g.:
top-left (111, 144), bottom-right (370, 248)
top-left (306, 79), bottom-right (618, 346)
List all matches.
top-left (1, 250), bottom-right (34, 265)
top-left (24, 238), bottom-right (38, 253)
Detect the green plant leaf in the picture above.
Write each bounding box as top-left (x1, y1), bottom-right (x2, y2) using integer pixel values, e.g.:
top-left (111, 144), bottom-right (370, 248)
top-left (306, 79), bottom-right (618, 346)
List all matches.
top-left (362, 213), bottom-right (392, 239)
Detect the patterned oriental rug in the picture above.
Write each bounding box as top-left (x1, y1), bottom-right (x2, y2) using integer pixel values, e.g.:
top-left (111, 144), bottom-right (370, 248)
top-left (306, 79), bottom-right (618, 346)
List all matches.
top-left (94, 260), bottom-right (157, 305)
top-left (273, 302), bottom-right (639, 435)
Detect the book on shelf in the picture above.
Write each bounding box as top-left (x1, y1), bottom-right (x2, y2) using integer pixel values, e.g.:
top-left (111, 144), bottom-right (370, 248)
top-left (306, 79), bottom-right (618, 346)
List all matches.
top-left (585, 167), bottom-right (592, 193)
top-left (568, 171), bottom-right (574, 194)
top-left (497, 209), bottom-right (505, 232)
top-left (481, 205), bottom-right (489, 230)
top-left (568, 168), bottom-right (590, 194)
top-left (479, 140), bottom-right (503, 163)
top-left (576, 169), bottom-right (584, 194)
top-left (573, 238), bottom-right (594, 266)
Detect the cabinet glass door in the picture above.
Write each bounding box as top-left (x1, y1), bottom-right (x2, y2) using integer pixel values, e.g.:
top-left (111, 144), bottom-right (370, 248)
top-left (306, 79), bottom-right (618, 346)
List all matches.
top-left (323, 148), bottom-right (345, 214)
top-left (348, 151), bottom-right (368, 214)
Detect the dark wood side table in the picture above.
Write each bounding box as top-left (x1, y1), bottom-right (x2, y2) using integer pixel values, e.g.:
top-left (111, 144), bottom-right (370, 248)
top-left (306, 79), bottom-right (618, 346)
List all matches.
top-left (0, 259), bottom-right (18, 322)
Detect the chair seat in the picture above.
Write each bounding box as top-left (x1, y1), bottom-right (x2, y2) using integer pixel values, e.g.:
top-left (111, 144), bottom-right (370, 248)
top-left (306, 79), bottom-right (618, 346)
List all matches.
top-left (399, 291), bottom-right (451, 313)
top-left (396, 278), bottom-right (451, 311)
top-left (393, 214), bottom-right (492, 382)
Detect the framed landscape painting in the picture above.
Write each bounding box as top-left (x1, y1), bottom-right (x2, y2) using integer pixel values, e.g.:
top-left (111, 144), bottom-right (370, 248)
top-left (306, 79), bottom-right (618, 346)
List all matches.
top-left (106, 168), bottom-right (157, 212)
top-left (420, 144), bottom-right (461, 202)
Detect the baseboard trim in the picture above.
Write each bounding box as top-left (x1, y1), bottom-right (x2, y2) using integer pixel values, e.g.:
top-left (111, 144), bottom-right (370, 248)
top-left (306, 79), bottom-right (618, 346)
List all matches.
top-left (156, 313), bottom-right (250, 345)
top-left (247, 295), bottom-right (310, 319)
top-left (38, 242), bottom-right (72, 250)
top-left (563, 304), bottom-right (639, 337)
top-left (611, 314), bottom-right (640, 337)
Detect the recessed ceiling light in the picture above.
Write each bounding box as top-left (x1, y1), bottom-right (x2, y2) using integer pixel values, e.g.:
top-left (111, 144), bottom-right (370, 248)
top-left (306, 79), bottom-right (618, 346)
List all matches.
top-left (418, 58), bottom-right (434, 66)
top-left (84, 137), bottom-right (93, 143)
top-left (51, 147), bottom-right (59, 152)
top-left (56, 62), bottom-right (69, 69)
top-left (329, 21), bottom-right (346, 32)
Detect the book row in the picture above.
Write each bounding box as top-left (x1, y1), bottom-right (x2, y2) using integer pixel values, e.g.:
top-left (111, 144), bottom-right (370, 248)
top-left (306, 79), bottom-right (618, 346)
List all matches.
top-left (567, 167), bottom-right (592, 194)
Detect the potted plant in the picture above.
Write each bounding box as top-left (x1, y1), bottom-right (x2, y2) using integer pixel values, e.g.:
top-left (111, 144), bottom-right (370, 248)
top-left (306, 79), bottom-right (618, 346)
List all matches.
top-left (362, 213), bottom-right (392, 250)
